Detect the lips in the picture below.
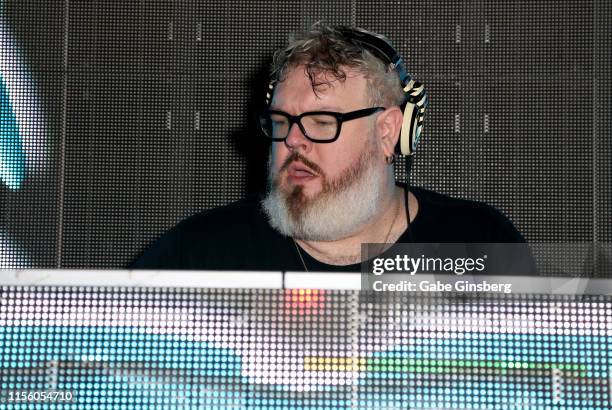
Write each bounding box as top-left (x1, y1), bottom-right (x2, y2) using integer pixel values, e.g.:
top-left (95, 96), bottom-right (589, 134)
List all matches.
top-left (286, 161), bottom-right (317, 181)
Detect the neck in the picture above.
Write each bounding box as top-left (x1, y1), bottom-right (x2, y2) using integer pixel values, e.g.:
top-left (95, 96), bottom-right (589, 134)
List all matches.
top-left (295, 186), bottom-right (418, 266)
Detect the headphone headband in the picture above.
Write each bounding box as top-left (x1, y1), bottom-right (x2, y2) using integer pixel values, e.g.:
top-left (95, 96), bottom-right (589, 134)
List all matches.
top-left (336, 27), bottom-right (410, 86)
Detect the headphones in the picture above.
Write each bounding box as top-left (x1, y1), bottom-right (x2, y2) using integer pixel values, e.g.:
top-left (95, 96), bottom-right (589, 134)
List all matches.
top-left (265, 26), bottom-right (428, 156)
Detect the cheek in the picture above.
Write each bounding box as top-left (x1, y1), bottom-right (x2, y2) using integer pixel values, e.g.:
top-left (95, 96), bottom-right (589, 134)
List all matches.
top-left (322, 144), bottom-right (363, 175)
top-left (269, 144), bottom-right (286, 170)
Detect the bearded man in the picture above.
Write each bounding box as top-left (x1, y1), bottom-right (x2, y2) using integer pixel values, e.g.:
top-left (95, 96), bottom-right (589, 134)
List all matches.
top-left (131, 24), bottom-right (524, 271)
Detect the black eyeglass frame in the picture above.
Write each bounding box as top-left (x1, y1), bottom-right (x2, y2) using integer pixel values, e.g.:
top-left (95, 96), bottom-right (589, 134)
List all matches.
top-left (259, 106), bottom-right (385, 143)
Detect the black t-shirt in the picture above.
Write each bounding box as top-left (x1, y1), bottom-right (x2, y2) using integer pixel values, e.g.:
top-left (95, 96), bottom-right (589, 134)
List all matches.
top-left (131, 186), bottom-right (526, 271)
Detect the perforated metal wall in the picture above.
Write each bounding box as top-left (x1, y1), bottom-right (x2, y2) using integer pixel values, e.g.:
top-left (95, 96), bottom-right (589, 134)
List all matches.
top-left (0, 1), bottom-right (610, 269)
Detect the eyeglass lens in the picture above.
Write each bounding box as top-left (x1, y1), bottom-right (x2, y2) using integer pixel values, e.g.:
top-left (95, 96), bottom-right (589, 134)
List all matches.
top-left (262, 113), bottom-right (339, 141)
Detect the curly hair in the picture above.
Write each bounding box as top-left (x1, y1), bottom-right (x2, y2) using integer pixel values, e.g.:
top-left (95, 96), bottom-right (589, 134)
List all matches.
top-left (270, 23), bottom-right (406, 107)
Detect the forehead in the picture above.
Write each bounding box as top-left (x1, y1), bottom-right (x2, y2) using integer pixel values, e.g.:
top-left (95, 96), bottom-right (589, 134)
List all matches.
top-left (272, 66), bottom-right (369, 110)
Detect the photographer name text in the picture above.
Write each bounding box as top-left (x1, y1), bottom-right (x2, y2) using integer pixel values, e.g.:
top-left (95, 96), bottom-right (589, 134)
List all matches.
top-left (372, 280), bottom-right (512, 294)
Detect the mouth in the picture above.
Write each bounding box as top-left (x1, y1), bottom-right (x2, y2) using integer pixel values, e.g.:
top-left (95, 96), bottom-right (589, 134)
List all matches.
top-left (286, 161), bottom-right (318, 183)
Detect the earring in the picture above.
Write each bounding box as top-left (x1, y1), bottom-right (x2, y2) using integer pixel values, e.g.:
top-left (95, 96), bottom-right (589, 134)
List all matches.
top-left (385, 154), bottom-right (395, 165)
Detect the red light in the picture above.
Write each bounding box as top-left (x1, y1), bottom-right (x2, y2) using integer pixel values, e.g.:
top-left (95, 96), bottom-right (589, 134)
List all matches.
top-left (284, 289), bottom-right (325, 313)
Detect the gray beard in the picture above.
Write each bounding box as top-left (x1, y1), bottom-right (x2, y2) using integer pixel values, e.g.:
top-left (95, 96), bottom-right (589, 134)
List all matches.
top-left (261, 143), bottom-right (391, 242)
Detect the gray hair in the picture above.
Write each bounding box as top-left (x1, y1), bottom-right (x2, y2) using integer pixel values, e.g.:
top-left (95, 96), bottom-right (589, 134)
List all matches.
top-left (270, 23), bottom-right (405, 107)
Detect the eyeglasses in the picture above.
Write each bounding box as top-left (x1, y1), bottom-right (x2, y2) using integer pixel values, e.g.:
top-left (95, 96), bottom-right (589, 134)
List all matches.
top-left (258, 107), bottom-right (385, 143)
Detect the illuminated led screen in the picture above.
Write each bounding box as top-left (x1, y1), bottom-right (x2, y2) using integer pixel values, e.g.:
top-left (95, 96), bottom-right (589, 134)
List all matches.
top-left (0, 286), bottom-right (609, 409)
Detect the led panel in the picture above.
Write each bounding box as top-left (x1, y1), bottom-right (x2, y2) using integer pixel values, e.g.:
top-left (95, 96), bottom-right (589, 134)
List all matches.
top-left (0, 286), bottom-right (609, 409)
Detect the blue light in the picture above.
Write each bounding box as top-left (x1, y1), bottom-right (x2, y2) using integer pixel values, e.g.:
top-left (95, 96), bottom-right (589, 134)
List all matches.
top-left (0, 76), bottom-right (24, 190)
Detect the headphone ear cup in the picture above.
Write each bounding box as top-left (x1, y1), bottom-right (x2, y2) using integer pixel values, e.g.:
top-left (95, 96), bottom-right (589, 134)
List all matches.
top-left (265, 81), bottom-right (275, 106)
top-left (399, 101), bottom-right (418, 155)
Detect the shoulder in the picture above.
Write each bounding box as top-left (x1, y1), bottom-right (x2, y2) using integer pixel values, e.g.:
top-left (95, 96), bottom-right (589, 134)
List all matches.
top-left (172, 195), bottom-right (267, 236)
top-left (130, 195), bottom-right (279, 269)
top-left (410, 186), bottom-right (525, 243)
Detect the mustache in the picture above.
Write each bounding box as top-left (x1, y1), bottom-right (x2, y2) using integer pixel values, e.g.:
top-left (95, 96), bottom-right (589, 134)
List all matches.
top-left (279, 151), bottom-right (324, 176)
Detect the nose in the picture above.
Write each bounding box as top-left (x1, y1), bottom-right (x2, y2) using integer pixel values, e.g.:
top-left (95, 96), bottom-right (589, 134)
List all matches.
top-left (284, 122), bottom-right (312, 153)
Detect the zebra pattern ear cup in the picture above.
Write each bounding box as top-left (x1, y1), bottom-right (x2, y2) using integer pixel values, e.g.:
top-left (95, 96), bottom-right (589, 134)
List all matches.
top-left (400, 100), bottom-right (418, 156)
top-left (265, 81), bottom-right (275, 106)
top-left (399, 80), bottom-right (427, 156)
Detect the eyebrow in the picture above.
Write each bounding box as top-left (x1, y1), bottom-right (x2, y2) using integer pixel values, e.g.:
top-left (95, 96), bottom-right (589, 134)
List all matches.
top-left (316, 106), bottom-right (344, 111)
top-left (269, 106), bottom-right (345, 113)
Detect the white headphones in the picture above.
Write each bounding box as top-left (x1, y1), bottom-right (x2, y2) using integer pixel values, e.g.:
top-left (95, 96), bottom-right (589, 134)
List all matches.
top-left (337, 26), bottom-right (428, 155)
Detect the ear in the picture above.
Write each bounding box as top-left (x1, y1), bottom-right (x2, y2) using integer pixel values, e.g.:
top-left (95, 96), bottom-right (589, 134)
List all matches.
top-left (375, 106), bottom-right (404, 158)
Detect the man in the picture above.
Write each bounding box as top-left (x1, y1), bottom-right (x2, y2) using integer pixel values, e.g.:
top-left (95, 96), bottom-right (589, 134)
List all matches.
top-left (131, 23), bottom-right (524, 271)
